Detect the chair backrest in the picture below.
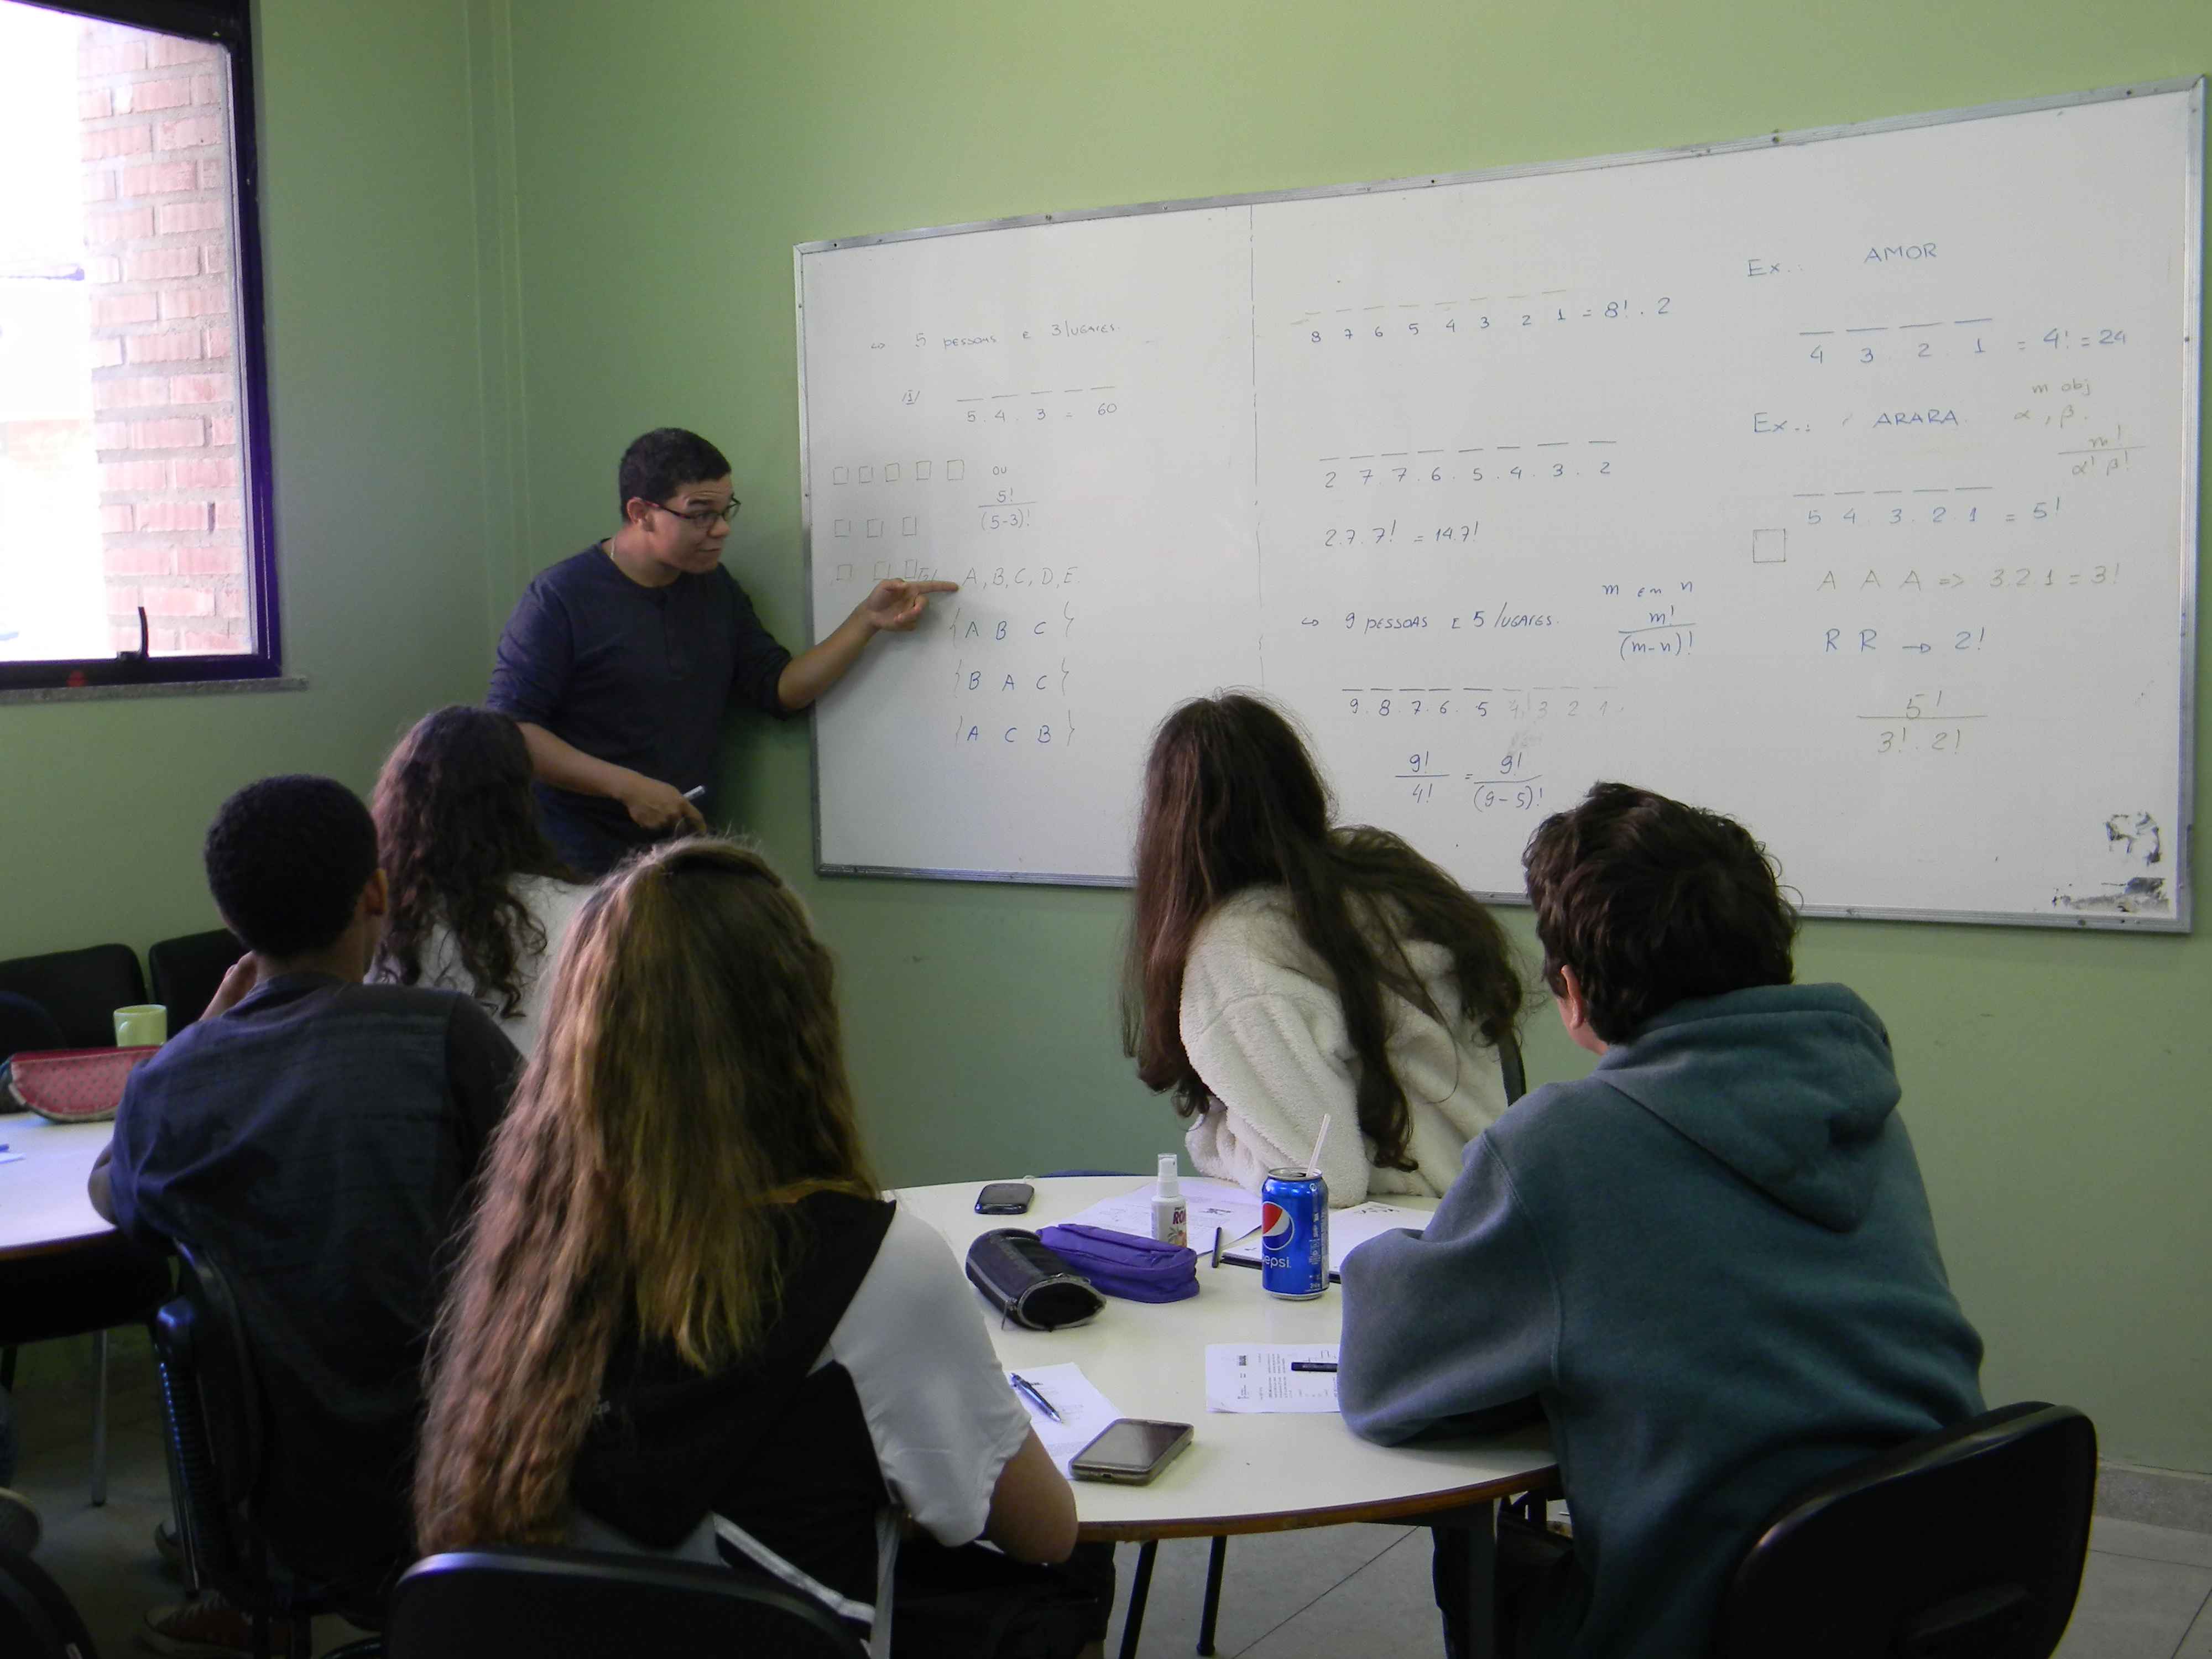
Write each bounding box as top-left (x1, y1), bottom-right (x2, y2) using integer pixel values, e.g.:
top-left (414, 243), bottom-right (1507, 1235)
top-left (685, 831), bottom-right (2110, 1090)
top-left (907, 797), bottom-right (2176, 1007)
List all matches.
top-left (1714, 1401), bottom-right (2096, 1659)
top-left (0, 990), bottom-right (65, 1064)
top-left (388, 1546), bottom-right (869, 1659)
top-left (150, 1240), bottom-right (274, 1594)
top-left (0, 1543), bottom-right (103, 1659)
top-left (1496, 1028), bottom-right (1526, 1104)
top-left (148, 929), bottom-right (245, 1037)
top-left (0, 943), bottom-right (147, 1048)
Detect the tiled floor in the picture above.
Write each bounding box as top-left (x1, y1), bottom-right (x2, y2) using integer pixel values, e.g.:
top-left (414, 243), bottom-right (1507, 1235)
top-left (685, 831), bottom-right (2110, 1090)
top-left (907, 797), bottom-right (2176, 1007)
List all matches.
top-left (8, 1345), bottom-right (2210, 1657)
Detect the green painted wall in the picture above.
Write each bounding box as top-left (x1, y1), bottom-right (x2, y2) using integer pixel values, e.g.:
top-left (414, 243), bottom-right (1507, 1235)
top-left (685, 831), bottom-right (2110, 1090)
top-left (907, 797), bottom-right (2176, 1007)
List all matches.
top-left (9, 0), bottom-right (2203, 1475)
top-left (491, 0), bottom-right (2211, 1472)
top-left (1, 0), bottom-right (508, 957)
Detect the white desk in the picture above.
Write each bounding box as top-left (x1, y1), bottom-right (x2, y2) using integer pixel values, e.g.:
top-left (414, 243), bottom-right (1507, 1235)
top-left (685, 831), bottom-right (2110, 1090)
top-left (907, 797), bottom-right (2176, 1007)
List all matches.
top-left (898, 1177), bottom-right (1554, 1539)
top-left (0, 1115), bottom-right (116, 1261)
top-left (897, 1177), bottom-right (1556, 1658)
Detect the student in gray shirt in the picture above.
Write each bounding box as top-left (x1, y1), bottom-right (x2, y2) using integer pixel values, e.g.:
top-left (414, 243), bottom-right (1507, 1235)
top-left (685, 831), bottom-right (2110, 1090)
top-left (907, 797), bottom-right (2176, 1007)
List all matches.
top-left (1339, 783), bottom-right (1984, 1659)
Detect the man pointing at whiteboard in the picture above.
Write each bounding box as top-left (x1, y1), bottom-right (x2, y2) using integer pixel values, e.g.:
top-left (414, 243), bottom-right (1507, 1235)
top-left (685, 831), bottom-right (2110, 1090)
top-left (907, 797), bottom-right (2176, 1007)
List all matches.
top-left (489, 427), bottom-right (957, 877)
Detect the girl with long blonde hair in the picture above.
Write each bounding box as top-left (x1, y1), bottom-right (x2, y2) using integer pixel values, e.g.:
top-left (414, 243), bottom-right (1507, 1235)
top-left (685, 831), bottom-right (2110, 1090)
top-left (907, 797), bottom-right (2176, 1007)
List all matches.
top-left (415, 839), bottom-right (1108, 1657)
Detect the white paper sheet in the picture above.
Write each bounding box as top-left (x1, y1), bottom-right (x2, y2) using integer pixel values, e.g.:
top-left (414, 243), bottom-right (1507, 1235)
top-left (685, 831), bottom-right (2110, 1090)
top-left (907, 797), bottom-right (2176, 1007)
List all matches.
top-left (1204, 1344), bottom-right (1342, 1413)
top-left (1220, 1199), bottom-right (1431, 1276)
top-left (1058, 1176), bottom-right (1264, 1251)
top-left (1005, 1361), bottom-right (1123, 1475)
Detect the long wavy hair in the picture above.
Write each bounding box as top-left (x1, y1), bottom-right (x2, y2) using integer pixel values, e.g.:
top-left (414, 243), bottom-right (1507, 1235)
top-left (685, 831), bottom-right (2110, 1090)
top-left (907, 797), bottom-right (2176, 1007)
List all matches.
top-left (371, 706), bottom-right (573, 1019)
top-left (1120, 693), bottom-right (1524, 1172)
top-left (413, 839), bottom-right (880, 1551)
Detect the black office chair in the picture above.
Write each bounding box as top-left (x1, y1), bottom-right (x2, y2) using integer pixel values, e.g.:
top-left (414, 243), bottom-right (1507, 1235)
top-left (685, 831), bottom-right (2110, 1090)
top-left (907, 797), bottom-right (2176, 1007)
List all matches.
top-left (148, 928), bottom-right (245, 1038)
top-left (1714, 1401), bottom-right (2096, 1659)
top-left (0, 990), bottom-right (65, 1069)
top-left (0, 1543), bottom-right (105, 1659)
top-left (0, 990), bottom-right (64, 1125)
top-left (1175, 1030), bottom-right (1535, 1658)
top-left (1495, 1026), bottom-right (1526, 1105)
top-left (150, 1241), bottom-right (382, 1659)
top-left (0, 943), bottom-right (147, 1048)
top-left (386, 1546), bottom-right (869, 1658)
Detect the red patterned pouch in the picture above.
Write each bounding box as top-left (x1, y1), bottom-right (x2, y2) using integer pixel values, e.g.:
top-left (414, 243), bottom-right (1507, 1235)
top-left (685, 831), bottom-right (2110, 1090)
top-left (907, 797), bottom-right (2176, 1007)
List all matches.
top-left (4, 1046), bottom-right (159, 1123)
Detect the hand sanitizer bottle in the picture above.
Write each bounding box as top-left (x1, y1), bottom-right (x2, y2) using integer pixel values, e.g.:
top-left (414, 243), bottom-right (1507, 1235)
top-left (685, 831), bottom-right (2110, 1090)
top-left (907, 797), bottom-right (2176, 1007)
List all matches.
top-left (1151, 1154), bottom-right (1188, 1248)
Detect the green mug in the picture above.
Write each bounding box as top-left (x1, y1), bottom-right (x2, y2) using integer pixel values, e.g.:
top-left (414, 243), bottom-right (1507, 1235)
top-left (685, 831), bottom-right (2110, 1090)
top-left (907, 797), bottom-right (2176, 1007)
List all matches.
top-left (113, 1004), bottom-right (169, 1046)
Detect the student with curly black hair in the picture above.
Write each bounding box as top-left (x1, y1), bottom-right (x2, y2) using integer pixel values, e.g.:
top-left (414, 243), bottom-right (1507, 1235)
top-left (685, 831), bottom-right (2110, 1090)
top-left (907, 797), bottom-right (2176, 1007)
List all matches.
top-left (93, 774), bottom-right (520, 1655)
top-left (370, 706), bottom-right (588, 1054)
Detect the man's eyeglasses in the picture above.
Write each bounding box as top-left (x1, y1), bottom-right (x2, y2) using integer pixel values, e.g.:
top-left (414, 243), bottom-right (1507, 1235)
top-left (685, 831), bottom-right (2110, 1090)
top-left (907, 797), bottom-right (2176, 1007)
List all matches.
top-left (655, 497), bottom-right (739, 528)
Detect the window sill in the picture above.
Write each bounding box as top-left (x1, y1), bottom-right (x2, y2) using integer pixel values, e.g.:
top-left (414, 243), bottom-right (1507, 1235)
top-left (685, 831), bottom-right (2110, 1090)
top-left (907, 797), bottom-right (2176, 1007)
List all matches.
top-left (0, 674), bottom-right (309, 708)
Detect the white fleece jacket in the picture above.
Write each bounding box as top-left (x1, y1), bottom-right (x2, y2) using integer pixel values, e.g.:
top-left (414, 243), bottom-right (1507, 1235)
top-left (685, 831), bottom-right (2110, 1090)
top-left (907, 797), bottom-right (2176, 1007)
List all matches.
top-left (1179, 885), bottom-right (1510, 1206)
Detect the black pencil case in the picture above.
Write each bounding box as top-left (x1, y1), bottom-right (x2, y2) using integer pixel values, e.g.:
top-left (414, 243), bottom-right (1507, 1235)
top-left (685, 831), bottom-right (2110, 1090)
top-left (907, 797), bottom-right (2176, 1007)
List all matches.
top-left (964, 1228), bottom-right (1106, 1331)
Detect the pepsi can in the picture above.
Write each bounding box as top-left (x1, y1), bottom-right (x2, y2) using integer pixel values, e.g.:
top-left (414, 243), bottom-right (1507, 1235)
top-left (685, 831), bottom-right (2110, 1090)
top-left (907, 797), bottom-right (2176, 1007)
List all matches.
top-left (1259, 1167), bottom-right (1329, 1300)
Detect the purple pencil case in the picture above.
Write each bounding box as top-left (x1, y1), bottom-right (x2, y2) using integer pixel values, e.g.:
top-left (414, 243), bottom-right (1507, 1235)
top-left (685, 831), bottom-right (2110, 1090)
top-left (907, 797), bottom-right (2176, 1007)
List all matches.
top-left (1037, 1223), bottom-right (1199, 1303)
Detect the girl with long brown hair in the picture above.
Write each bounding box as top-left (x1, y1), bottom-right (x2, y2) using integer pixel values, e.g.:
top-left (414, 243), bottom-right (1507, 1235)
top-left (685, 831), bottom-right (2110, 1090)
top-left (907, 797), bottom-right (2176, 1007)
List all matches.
top-left (414, 839), bottom-right (1107, 1658)
top-left (1122, 693), bottom-right (1525, 1205)
top-left (369, 705), bottom-right (588, 1053)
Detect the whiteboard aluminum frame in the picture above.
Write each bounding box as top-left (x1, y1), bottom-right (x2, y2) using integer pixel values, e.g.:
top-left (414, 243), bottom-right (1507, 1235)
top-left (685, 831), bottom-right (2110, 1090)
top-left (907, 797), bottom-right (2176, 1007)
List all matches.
top-left (794, 76), bottom-right (2205, 929)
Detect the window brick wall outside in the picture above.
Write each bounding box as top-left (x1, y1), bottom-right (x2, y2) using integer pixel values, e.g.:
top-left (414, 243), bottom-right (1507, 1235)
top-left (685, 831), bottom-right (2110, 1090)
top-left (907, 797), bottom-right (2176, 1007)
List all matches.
top-left (77, 20), bottom-right (246, 655)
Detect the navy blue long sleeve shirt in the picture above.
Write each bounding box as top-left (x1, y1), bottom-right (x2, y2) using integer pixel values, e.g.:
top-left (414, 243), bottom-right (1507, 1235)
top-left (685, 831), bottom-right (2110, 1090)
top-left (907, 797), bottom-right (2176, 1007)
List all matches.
top-left (488, 546), bottom-right (795, 876)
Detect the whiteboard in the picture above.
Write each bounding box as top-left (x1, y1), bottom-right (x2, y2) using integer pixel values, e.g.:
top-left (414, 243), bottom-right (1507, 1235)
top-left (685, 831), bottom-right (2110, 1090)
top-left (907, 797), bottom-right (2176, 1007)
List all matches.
top-left (796, 80), bottom-right (2203, 929)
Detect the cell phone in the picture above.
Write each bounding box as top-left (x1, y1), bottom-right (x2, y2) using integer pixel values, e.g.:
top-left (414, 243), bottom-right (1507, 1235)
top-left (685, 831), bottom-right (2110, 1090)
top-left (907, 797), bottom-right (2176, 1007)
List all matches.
top-left (1070, 1418), bottom-right (1194, 1484)
top-left (975, 1181), bottom-right (1035, 1215)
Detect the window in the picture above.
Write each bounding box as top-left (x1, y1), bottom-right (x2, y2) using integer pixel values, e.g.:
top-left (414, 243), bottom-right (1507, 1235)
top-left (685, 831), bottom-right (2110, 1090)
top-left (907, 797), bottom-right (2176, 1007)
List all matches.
top-left (0, 0), bottom-right (276, 691)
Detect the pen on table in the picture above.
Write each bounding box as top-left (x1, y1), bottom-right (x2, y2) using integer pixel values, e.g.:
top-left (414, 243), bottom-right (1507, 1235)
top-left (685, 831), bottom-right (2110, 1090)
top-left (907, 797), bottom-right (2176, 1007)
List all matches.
top-left (1289, 1361), bottom-right (1338, 1374)
top-left (1009, 1372), bottom-right (1063, 1422)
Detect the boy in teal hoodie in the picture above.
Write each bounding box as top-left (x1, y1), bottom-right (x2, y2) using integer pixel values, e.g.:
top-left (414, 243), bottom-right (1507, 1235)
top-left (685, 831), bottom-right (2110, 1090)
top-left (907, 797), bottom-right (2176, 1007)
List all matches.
top-left (1339, 783), bottom-right (1984, 1659)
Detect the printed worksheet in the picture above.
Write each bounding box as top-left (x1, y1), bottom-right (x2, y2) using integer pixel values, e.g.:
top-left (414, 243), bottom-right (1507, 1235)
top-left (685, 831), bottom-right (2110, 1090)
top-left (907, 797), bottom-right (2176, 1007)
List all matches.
top-left (1005, 1362), bottom-right (1122, 1474)
top-left (1222, 1199), bottom-right (1430, 1275)
top-left (1060, 1176), bottom-right (1264, 1249)
top-left (1205, 1344), bottom-right (1342, 1413)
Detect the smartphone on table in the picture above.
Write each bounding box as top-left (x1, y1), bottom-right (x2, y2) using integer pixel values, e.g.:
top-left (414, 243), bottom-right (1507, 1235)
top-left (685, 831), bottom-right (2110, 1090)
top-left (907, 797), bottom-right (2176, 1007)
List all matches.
top-left (1070, 1418), bottom-right (1195, 1484)
top-left (975, 1181), bottom-right (1035, 1215)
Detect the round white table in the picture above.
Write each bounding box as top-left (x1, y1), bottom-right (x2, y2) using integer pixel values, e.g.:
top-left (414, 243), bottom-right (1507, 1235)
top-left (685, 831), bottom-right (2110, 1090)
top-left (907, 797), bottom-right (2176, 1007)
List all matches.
top-left (895, 1177), bottom-right (1557, 1658)
top-left (0, 1115), bottom-right (116, 1260)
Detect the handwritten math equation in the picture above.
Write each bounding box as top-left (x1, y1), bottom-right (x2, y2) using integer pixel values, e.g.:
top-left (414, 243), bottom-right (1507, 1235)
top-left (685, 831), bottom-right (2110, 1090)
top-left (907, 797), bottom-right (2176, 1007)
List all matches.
top-left (1313, 440), bottom-right (1617, 497)
top-left (1859, 689), bottom-right (1984, 759)
top-left (1334, 686), bottom-right (1624, 722)
top-left (1292, 292), bottom-right (1675, 342)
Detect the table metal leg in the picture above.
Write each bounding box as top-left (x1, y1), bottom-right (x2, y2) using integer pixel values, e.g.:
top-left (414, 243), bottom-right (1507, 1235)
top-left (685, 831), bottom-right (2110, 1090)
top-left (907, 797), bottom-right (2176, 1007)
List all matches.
top-left (1429, 1500), bottom-right (1500, 1659)
top-left (1197, 1534), bottom-right (1228, 1655)
top-left (1118, 1538), bottom-right (1159, 1659)
top-left (91, 1328), bottom-right (109, 1506)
